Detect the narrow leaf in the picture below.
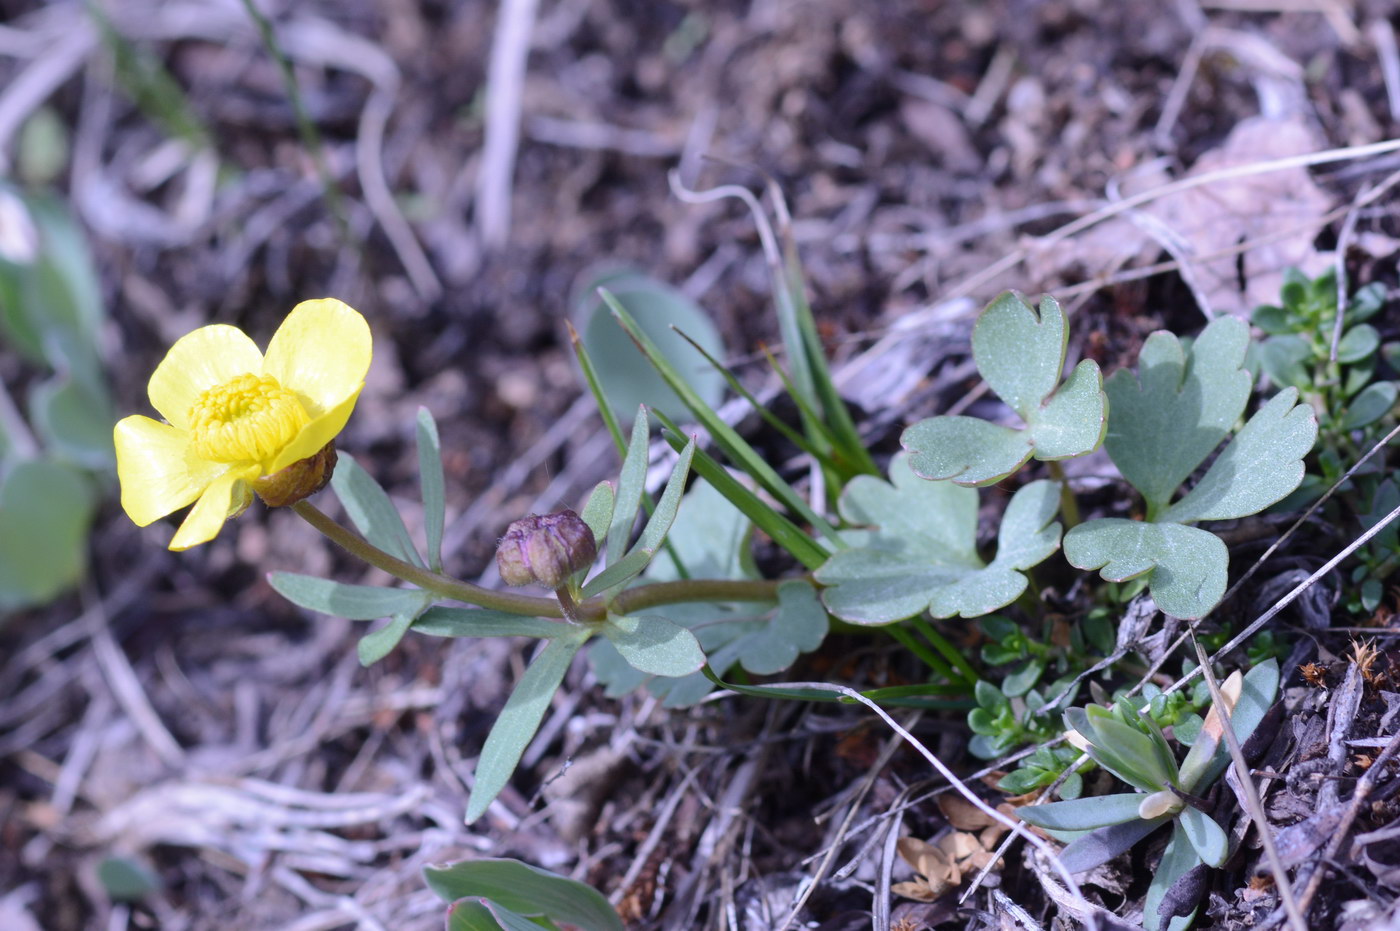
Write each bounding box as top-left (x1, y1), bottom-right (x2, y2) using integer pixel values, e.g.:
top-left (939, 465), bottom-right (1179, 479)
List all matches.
top-left (578, 481), bottom-right (615, 547)
top-left (606, 407), bottom-right (650, 565)
top-left (1143, 823), bottom-right (1205, 931)
top-left (417, 408), bottom-right (446, 571)
top-left (425, 858), bottom-right (624, 931)
top-left (466, 633), bottom-right (588, 823)
top-left (269, 572), bottom-right (430, 620)
top-left (1014, 793), bottom-right (1146, 831)
top-left (358, 612), bottom-right (416, 666)
top-left (332, 454), bottom-right (425, 567)
top-left (1058, 817), bottom-right (1167, 874)
top-left (413, 606), bottom-right (566, 640)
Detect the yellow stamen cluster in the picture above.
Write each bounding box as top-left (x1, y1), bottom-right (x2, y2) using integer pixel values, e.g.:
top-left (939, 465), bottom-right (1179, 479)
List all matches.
top-left (188, 373), bottom-right (310, 464)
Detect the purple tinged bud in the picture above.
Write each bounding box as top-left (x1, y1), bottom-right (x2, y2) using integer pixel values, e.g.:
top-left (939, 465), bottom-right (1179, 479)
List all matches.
top-left (496, 509), bottom-right (597, 589)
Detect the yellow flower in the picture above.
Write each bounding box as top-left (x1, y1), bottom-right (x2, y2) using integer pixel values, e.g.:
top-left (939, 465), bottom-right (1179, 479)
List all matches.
top-left (114, 299), bottom-right (372, 550)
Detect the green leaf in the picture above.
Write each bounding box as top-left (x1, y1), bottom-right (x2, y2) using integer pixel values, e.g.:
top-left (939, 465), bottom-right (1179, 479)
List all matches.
top-left (1250, 303), bottom-right (1290, 335)
top-left (332, 454), bottom-right (425, 568)
top-left (1014, 793), bottom-right (1145, 831)
top-left (30, 375), bottom-right (114, 469)
top-left (817, 455), bottom-right (1060, 624)
top-left (426, 858), bottom-right (624, 931)
top-left (412, 606), bottom-right (566, 640)
top-left (1256, 335), bottom-right (1311, 391)
top-left (1179, 659), bottom-right (1279, 792)
top-left (1337, 323), bottom-right (1380, 364)
top-left (652, 411), bottom-right (828, 570)
top-left (466, 632), bottom-right (589, 824)
top-left (578, 481), bottom-right (615, 549)
top-left (590, 481), bottom-right (827, 707)
top-left (1058, 817), bottom-right (1167, 874)
top-left (1341, 380), bottom-right (1397, 430)
top-left (1162, 388), bottom-right (1316, 524)
top-left (575, 269), bottom-right (726, 422)
top-left (1064, 519), bottom-right (1226, 619)
top-left (901, 292), bottom-right (1106, 486)
top-left (602, 613), bottom-right (706, 677)
top-left (0, 460), bottom-right (94, 611)
top-left (605, 407), bottom-right (650, 565)
top-left (357, 612), bottom-right (416, 666)
top-left (600, 291), bottom-right (842, 545)
top-left (1104, 317), bottom-right (1252, 514)
top-left (268, 572), bottom-right (430, 619)
top-left (417, 408), bottom-right (446, 571)
top-left (584, 438), bottom-right (695, 597)
top-left (1177, 806), bottom-right (1228, 868)
top-left (1144, 822), bottom-right (1205, 931)
top-left (97, 855), bottom-right (161, 901)
top-left (446, 900), bottom-right (511, 931)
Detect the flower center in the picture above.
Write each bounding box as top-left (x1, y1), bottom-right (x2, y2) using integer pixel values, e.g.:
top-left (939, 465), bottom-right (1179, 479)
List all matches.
top-left (188, 373), bottom-right (310, 464)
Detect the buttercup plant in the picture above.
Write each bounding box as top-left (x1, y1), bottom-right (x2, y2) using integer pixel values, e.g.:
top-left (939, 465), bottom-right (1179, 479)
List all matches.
top-left (112, 264), bottom-right (1321, 931)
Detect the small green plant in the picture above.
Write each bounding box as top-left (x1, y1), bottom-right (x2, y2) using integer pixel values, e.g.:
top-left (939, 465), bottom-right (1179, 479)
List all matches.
top-left (1016, 660), bottom-right (1279, 931)
top-left (1253, 268), bottom-right (1399, 612)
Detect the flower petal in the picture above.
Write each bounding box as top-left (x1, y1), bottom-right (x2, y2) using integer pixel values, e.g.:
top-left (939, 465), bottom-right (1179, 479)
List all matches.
top-left (168, 467), bottom-right (257, 551)
top-left (114, 416), bottom-right (228, 526)
top-left (262, 299), bottom-right (372, 418)
top-left (267, 387), bottom-right (363, 473)
top-left (148, 324), bottom-right (263, 429)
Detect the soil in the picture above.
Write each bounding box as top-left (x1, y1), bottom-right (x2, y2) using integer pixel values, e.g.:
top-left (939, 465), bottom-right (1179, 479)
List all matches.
top-left (3, 1), bottom-right (1400, 929)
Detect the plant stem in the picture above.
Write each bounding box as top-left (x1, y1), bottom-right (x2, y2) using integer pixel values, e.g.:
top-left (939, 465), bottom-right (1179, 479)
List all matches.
top-left (292, 500), bottom-right (564, 617)
top-left (1046, 460), bottom-right (1080, 528)
top-left (292, 500), bottom-right (785, 621)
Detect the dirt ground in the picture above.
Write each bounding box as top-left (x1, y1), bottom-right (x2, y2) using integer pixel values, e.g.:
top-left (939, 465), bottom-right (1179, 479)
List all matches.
top-left (4, 0), bottom-right (1400, 928)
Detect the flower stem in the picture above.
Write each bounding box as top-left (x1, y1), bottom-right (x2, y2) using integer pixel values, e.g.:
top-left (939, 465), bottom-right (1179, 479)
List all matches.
top-left (292, 500), bottom-right (564, 617)
top-left (1046, 460), bottom-right (1080, 528)
top-left (293, 500), bottom-right (787, 621)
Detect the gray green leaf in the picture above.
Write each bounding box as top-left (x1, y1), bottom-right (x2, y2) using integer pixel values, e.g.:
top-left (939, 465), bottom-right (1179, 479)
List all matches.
top-left (817, 454), bottom-right (1061, 624)
top-left (0, 460), bottom-right (94, 611)
top-left (268, 571), bottom-right (430, 619)
top-left (466, 631), bottom-right (589, 824)
top-left (1063, 519), bottom-right (1227, 620)
top-left (602, 613), bottom-right (706, 677)
top-left (902, 292), bottom-right (1106, 487)
top-left (426, 857), bottom-right (623, 931)
top-left (1163, 388), bottom-right (1316, 523)
top-left (332, 454), bottom-right (425, 568)
top-left (416, 407), bottom-right (446, 571)
top-left (1104, 317), bottom-right (1252, 514)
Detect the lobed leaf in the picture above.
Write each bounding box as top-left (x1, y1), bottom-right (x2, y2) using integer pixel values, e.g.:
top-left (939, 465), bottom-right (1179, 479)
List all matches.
top-left (901, 292), bottom-right (1106, 487)
top-left (602, 614), bottom-right (706, 677)
top-left (1162, 388), bottom-right (1316, 524)
top-left (1063, 519), bottom-right (1227, 620)
top-left (818, 455), bottom-right (1060, 624)
top-left (1104, 317), bottom-right (1252, 515)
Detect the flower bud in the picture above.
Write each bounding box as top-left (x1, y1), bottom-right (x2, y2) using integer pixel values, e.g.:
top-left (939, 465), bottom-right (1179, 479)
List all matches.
top-left (497, 509), bottom-right (596, 589)
top-left (253, 442), bottom-right (338, 508)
